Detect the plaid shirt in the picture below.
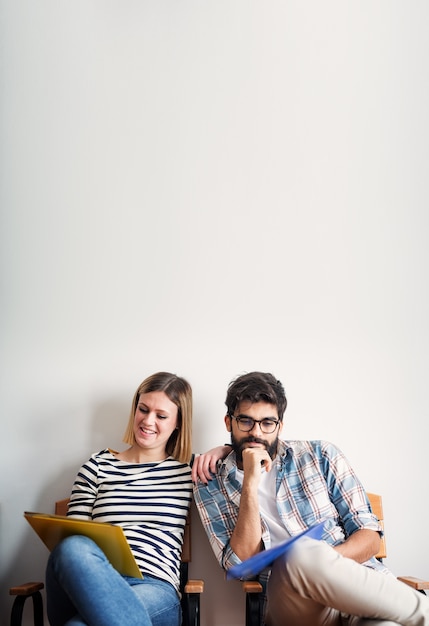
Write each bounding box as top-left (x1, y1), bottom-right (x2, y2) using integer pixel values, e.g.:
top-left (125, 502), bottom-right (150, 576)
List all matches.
top-left (193, 439), bottom-right (387, 590)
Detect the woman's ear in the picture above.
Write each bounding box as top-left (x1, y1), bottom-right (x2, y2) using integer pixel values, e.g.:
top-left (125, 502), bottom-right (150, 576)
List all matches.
top-left (224, 414), bottom-right (233, 432)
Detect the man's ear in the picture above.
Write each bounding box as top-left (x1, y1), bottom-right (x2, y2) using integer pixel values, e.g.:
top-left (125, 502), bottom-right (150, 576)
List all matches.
top-left (278, 420), bottom-right (284, 436)
top-left (224, 414), bottom-right (232, 432)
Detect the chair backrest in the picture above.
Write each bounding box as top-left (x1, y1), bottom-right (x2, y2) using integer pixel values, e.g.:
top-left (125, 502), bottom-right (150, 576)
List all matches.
top-left (367, 492), bottom-right (386, 560)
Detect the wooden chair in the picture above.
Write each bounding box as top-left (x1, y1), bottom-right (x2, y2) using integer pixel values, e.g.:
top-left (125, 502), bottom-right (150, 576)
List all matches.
top-left (10, 498), bottom-right (203, 626)
top-left (242, 492), bottom-right (429, 626)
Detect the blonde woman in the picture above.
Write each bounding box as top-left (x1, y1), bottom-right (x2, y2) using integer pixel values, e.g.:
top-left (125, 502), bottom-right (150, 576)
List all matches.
top-left (46, 371), bottom-right (226, 626)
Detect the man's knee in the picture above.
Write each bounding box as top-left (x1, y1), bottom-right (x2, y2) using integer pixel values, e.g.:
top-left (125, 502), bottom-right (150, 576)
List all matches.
top-left (283, 537), bottom-right (334, 582)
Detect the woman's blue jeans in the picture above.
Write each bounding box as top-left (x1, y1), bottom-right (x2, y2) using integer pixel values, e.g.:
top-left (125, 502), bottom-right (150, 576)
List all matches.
top-left (46, 535), bottom-right (181, 626)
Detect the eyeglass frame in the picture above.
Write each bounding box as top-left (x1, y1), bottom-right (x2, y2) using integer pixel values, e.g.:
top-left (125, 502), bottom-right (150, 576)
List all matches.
top-left (228, 413), bottom-right (281, 434)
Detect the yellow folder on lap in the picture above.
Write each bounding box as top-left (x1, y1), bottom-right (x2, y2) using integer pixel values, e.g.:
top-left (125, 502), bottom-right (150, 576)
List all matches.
top-left (24, 511), bottom-right (143, 579)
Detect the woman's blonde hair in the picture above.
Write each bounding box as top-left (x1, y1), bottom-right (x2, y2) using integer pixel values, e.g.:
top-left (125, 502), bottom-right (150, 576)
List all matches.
top-left (123, 372), bottom-right (192, 464)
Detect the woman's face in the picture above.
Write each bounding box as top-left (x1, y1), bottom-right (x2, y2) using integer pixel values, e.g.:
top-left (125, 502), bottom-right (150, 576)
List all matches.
top-left (133, 390), bottom-right (178, 456)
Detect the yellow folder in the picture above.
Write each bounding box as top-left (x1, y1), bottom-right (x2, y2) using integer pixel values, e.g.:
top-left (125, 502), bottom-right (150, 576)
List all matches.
top-left (24, 511), bottom-right (143, 579)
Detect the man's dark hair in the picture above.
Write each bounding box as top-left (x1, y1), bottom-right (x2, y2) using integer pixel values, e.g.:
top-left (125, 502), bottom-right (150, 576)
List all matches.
top-left (225, 372), bottom-right (287, 421)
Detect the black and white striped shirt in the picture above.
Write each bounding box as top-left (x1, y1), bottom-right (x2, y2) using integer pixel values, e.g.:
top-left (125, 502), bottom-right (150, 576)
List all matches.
top-left (68, 449), bottom-right (192, 591)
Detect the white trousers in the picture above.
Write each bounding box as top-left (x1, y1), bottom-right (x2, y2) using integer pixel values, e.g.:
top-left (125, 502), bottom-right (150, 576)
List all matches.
top-left (265, 538), bottom-right (429, 626)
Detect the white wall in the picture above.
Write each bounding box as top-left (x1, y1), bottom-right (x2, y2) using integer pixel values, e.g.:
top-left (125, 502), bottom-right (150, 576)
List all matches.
top-left (1, 1), bottom-right (428, 624)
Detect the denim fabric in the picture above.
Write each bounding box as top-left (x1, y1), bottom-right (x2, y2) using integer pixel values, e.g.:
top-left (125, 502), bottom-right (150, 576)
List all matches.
top-left (46, 535), bottom-right (181, 626)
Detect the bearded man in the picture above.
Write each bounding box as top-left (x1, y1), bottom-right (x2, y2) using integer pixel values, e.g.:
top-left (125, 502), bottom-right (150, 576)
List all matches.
top-left (192, 371), bottom-right (429, 626)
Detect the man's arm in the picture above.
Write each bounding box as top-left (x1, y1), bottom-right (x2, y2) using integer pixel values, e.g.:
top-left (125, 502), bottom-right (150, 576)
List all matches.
top-left (229, 447), bottom-right (273, 561)
top-left (333, 528), bottom-right (381, 563)
top-left (193, 446), bottom-right (273, 569)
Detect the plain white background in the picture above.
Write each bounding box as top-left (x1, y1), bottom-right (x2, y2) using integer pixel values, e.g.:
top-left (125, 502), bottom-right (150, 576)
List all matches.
top-left (1, 1), bottom-right (428, 624)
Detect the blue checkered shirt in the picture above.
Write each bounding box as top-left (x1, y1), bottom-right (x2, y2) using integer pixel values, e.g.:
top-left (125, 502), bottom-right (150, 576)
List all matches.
top-left (193, 440), bottom-right (388, 589)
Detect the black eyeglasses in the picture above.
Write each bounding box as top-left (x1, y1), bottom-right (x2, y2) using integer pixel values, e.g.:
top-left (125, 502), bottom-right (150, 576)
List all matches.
top-left (230, 414), bottom-right (280, 434)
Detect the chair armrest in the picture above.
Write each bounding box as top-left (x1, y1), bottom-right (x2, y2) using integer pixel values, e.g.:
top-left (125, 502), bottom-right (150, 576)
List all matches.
top-left (184, 579), bottom-right (204, 594)
top-left (242, 581), bottom-right (263, 593)
top-left (9, 582), bottom-right (44, 597)
top-left (10, 582), bottom-right (45, 626)
top-left (397, 576), bottom-right (429, 591)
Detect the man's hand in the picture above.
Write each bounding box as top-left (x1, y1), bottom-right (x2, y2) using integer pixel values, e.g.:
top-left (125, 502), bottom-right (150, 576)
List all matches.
top-left (241, 447), bottom-right (273, 482)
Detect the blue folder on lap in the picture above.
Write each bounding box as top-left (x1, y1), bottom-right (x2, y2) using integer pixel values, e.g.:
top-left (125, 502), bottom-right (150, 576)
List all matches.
top-left (226, 520), bottom-right (325, 580)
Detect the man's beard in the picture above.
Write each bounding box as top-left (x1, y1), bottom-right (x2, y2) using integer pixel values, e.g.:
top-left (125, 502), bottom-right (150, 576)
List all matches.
top-left (231, 432), bottom-right (279, 466)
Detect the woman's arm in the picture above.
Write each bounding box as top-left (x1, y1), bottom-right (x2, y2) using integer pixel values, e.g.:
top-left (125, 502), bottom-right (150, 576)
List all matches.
top-left (192, 445), bottom-right (232, 483)
top-left (67, 457), bottom-right (99, 519)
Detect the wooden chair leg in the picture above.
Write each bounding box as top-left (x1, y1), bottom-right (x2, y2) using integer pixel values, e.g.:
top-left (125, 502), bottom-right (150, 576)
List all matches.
top-left (10, 582), bottom-right (44, 626)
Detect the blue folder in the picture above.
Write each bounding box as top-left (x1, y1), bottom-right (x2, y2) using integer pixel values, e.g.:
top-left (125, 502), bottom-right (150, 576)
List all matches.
top-left (226, 520), bottom-right (325, 580)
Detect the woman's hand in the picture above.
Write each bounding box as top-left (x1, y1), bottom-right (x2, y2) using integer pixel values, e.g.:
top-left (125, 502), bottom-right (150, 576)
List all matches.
top-left (192, 445), bottom-right (232, 484)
